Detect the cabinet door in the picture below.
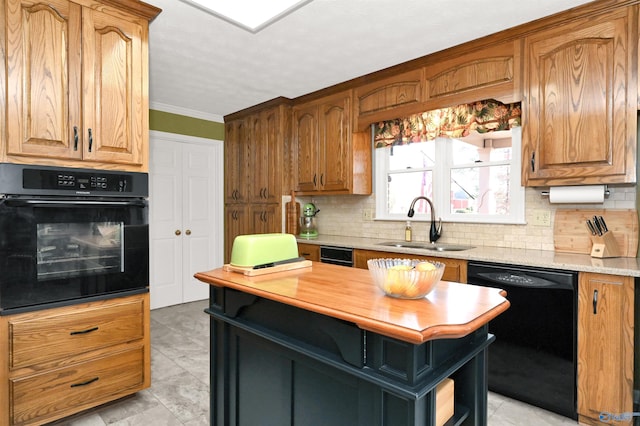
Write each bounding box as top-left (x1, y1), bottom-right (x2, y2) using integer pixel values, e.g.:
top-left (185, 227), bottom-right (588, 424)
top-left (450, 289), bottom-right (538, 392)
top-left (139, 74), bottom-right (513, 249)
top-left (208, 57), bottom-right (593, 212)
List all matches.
top-left (523, 9), bottom-right (636, 186)
top-left (319, 94), bottom-right (351, 192)
top-left (224, 119), bottom-right (249, 203)
top-left (293, 104), bottom-right (320, 192)
top-left (249, 204), bottom-right (279, 235)
top-left (248, 108), bottom-right (281, 204)
top-left (82, 7), bottom-right (145, 166)
top-left (298, 243), bottom-right (320, 262)
top-left (224, 205), bottom-right (249, 264)
top-left (5, 0), bottom-right (83, 160)
top-left (577, 272), bottom-right (634, 423)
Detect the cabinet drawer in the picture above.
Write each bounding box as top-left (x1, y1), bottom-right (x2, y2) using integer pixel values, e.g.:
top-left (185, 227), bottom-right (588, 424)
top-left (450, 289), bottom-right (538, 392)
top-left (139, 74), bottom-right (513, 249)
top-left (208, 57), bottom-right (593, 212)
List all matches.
top-left (10, 346), bottom-right (145, 425)
top-left (9, 298), bottom-right (144, 370)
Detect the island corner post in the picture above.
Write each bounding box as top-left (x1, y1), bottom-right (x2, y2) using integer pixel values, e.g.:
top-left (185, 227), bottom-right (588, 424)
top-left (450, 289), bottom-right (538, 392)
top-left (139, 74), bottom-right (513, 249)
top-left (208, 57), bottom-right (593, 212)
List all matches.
top-left (195, 261), bottom-right (509, 426)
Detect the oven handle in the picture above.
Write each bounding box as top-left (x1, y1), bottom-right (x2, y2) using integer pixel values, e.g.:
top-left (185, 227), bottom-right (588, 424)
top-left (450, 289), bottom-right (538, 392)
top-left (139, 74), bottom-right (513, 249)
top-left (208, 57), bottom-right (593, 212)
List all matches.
top-left (1, 198), bottom-right (147, 208)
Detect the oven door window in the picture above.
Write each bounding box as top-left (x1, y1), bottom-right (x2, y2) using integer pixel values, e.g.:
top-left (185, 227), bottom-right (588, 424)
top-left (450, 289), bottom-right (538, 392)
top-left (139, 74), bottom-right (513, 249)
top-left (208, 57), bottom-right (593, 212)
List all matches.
top-left (0, 198), bottom-right (148, 313)
top-left (37, 221), bottom-right (124, 280)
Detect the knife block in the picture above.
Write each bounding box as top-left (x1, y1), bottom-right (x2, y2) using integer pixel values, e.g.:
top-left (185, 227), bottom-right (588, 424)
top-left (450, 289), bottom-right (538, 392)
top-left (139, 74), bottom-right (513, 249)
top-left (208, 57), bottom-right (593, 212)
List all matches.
top-left (589, 231), bottom-right (620, 258)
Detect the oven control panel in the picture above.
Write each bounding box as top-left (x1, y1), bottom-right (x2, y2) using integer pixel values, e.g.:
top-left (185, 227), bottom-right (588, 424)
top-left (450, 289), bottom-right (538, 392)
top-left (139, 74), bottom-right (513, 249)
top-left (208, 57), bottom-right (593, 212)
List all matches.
top-left (0, 163), bottom-right (148, 197)
top-left (23, 169), bottom-right (132, 193)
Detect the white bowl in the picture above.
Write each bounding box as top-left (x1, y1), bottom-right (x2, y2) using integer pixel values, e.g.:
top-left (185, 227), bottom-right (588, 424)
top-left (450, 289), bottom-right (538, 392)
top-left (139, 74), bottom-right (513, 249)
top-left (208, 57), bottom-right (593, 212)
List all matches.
top-left (367, 258), bottom-right (445, 299)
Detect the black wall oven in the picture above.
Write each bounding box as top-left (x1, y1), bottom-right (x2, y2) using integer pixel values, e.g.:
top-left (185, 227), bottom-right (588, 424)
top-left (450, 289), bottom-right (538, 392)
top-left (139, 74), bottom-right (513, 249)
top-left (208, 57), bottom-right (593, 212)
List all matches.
top-left (0, 164), bottom-right (149, 314)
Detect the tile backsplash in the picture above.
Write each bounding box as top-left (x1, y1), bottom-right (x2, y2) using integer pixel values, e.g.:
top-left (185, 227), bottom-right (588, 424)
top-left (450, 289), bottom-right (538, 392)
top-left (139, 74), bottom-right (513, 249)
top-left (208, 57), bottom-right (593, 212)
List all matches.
top-left (295, 185), bottom-right (637, 251)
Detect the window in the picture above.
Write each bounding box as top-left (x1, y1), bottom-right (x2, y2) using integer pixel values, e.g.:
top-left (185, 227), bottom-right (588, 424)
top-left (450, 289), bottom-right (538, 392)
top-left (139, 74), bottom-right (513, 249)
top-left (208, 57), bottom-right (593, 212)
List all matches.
top-left (375, 126), bottom-right (525, 224)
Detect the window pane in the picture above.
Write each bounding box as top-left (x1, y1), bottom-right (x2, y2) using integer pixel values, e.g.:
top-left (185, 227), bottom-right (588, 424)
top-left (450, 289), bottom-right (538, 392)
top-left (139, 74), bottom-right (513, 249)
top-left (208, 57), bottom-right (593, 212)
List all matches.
top-left (388, 171), bottom-right (433, 215)
top-left (450, 165), bottom-right (511, 215)
top-left (389, 141), bottom-right (435, 170)
top-left (451, 136), bottom-right (512, 165)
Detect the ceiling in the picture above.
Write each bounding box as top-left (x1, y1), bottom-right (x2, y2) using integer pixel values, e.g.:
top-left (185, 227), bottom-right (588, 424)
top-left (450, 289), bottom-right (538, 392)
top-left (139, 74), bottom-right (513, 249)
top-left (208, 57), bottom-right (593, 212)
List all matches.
top-left (147, 0), bottom-right (595, 122)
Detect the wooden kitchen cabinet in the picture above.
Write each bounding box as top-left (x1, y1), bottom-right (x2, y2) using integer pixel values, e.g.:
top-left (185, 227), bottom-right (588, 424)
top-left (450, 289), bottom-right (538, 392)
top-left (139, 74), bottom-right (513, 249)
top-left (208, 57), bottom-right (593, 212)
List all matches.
top-left (224, 205), bottom-right (248, 264)
top-left (354, 69), bottom-right (424, 131)
top-left (292, 90), bottom-right (371, 195)
top-left (2, 0), bottom-right (160, 172)
top-left (352, 249), bottom-right (467, 283)
top-left (297, 242), bottom-right (320, 261)
top-left (577, 272), bottom-right (634, 425)
top-left (0, 293), bottom-right (151, 426)
top-left (224, 203), bottom-right (280, 263)
top-left (247, 107), bottom-right (284, 204)
top-left (522, 7), bottom-right (637, 186)
top-left (423, 40), bottom-right (521, 108)
top-left (225, 104), bottom-right (287, 204)
top-left (223, 103), bottom-right (288, 262)
top-left (224, 119), bottom-right (249, 204)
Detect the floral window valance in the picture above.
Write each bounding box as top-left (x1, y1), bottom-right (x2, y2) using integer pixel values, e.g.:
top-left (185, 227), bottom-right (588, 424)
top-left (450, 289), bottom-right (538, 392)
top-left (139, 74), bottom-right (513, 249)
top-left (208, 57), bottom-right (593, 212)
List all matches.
top-left (373, 99), bottom-right (521, 148)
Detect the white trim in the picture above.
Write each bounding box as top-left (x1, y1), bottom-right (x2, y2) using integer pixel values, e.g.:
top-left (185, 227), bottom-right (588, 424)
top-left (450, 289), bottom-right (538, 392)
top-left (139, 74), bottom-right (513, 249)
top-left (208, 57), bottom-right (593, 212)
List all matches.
top-left (150, 130), bottom-right (223, 146)
top-left (150, 102), bottom-right (224, 123)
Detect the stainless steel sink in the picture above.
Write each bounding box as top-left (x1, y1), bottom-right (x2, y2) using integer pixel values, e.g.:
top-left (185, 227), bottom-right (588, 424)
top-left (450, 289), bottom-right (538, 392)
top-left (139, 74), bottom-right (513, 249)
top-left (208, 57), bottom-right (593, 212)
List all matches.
top-left (377, 241), bottom-right (475, 251)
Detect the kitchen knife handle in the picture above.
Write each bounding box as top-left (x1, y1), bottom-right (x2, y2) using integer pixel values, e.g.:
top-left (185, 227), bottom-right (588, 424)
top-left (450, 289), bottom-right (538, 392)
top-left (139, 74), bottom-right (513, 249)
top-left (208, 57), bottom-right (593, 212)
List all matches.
top-left (586, 220), bottom-right (597, 236)
top-left (592, 216), bottom-right (603, 236)
top-left (598, 216), bottom-right (608, 232)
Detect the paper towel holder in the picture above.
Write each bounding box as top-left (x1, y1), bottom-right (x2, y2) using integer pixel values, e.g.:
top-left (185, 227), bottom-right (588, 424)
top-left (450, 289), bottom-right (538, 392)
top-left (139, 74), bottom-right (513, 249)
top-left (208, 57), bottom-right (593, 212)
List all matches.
top-left (540, 185), bottom-right (610, 197)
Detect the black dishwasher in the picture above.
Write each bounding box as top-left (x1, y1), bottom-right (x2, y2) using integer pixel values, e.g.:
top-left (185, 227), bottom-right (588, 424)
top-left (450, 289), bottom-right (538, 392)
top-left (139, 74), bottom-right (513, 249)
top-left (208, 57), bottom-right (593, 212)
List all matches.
top-left (319, 246), bottom-right (353, 267)
top-left (467, 261), bottom-right (578, 420)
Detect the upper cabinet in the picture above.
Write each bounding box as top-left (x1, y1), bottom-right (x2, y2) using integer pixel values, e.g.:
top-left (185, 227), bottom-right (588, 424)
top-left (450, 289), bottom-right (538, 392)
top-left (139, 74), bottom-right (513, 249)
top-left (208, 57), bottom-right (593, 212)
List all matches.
top-left (353, 40), bottom-right (521, 131)
top-left (224, 119), bottom-right (249, 203)
top-left (2, 0), bottom-right (160, 171)
top-left (522, 7), bottom-right (637, 186)
top-left (248, 107), bottom-right (284, 204)
top-left (423, 40), bottom-right (521, 108)
top-left (292, 90), bottom-right (371, 195)
top-left (354, 69), bottom-right (424, 131)
top-left (225, 104), bottom-right (287, 205)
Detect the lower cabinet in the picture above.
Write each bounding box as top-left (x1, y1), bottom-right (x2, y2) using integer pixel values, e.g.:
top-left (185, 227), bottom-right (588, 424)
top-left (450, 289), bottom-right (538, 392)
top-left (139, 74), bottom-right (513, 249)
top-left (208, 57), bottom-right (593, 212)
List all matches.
top-left (353, 249), bottom-right (467, 283)
top-left (297, 242), bottom-right (320, 261)
top-left (577, 272), bottom-right (634, 425)
top-left (224, 204), bottom-right (280, 263)
top-left (0, 293), bottom-right (150, 426)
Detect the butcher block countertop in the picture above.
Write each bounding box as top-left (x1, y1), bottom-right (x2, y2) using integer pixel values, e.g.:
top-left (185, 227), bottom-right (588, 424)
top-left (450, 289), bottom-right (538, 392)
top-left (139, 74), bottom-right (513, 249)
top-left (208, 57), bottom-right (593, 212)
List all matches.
top-left (194, 261), bottom-right (510, 345)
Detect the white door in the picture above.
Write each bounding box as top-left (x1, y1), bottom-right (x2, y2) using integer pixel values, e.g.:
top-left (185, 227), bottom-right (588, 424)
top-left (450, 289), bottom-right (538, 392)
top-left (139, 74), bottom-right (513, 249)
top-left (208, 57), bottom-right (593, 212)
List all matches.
top-left (149, 131), bottom-right (223, 309)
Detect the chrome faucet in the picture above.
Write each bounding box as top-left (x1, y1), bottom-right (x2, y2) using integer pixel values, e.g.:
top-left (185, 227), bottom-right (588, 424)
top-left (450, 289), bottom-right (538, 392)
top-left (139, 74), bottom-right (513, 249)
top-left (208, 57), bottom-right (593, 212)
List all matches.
top-left (407, 196), bottom-right (442, 243)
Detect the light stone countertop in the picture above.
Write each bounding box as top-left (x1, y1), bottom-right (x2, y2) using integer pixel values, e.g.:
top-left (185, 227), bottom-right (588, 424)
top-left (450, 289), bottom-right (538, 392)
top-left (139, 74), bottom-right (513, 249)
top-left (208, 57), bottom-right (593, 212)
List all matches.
top-left (298, 235), bottom-right (640, 277)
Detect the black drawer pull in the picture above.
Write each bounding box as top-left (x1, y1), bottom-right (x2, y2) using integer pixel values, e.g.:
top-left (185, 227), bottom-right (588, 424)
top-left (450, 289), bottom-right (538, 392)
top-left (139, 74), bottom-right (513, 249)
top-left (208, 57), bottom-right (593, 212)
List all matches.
top-left (70, 377), bottom-right (99, 388)
top-left (70, 326), bottom-right (99, 335)
top-left (88, 128), bottom-right (93, 152)
top-left (593, 289), bottom-right (598, 314)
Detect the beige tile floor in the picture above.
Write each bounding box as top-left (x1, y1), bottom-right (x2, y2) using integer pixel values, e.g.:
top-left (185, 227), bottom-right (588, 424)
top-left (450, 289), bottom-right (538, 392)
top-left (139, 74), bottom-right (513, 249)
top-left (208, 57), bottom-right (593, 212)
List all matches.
top-left (48, 299), bottom-right (578, 426)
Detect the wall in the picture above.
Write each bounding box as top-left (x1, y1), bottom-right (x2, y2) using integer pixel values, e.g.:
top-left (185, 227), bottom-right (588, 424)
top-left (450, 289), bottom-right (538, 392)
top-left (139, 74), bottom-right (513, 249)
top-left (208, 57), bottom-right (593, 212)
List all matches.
top-left (299, 185), bottom-right (636, 251)
top-left (149, 109), bottom-right (224, 140)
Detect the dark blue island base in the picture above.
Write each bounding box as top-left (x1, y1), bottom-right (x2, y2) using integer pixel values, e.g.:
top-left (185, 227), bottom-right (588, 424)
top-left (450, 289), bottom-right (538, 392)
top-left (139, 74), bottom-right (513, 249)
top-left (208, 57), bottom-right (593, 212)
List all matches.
top-left (206, 286), bottom-right (493, 426)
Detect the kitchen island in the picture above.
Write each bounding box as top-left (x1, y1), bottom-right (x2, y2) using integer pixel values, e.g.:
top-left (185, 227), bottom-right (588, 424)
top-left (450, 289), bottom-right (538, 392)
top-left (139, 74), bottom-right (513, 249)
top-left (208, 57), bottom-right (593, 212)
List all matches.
top-left (195, 261), bottom-right (509, 426)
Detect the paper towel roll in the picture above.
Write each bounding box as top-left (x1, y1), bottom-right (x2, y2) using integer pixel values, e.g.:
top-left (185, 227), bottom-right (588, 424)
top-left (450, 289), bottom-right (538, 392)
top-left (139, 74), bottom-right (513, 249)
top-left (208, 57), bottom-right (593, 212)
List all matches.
top-left (548, 185), bottom-right (606, 203)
